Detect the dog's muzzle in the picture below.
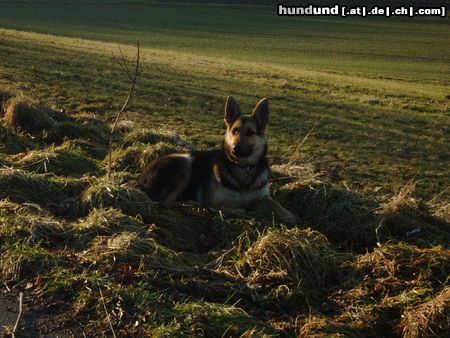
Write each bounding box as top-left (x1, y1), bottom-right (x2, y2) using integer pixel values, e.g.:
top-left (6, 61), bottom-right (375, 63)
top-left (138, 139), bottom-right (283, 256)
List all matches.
top-left (232, 143), bottom-right (253, 157)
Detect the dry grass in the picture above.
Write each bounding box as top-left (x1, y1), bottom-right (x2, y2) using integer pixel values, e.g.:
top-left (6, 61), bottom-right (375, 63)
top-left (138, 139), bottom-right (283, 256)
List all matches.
top-left (0, 168), bottom-right (87, 210)
top-left (79, 177), bottom-right (155, 222)
top-left (242, 227), bottom-right (341, 289)
top-left (433, 201), bottom-right (450, 223)
top-left (78, 232), bottom-right (183, 280)
top-left (398, 286), bottom-right (450, 338)
top-left (153, 204), bottom-right (244, 253)
top-left (4, 95), bottom-right (55, 133)
top-left (354, 242), bottom-right (449, 288)
top-left (108, 141), bottom-right (179, 173)
top-left (0, 124), bottom-right (33, 154)
top-left (0, 88), bottom-right (13, 117)
top-left (377, 181), bottom-right (450, 247)
top-left (12, 142), bottom-right (99, 177)
top-left (0, 205), bottom-right (72, 247)
top-left (0, 243), bottom-right (61, 282)
top-left (122, 128), bottom-right (186, 148)
top-left (46, 120), bottom-right (109, 145)
top-left (74, 208), bottom-right (146, 246)
top-left (274, 179), bottom-right (378, 252)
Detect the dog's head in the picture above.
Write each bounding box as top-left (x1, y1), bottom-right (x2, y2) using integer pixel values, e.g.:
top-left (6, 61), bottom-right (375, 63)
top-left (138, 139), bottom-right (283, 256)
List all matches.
top-left (223, 96), bottom-right (269, 166)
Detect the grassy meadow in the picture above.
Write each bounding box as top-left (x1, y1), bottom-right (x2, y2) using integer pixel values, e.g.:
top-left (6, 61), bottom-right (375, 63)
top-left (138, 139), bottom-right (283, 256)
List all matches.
top-left (0, 1), bottom-right (449, 336)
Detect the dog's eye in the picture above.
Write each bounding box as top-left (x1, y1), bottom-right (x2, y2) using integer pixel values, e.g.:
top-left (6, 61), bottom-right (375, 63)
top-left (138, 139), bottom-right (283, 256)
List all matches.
top-left (232, 128), bottom-right (239, 135)
top-left (247, 129), bottom-right (255, 136)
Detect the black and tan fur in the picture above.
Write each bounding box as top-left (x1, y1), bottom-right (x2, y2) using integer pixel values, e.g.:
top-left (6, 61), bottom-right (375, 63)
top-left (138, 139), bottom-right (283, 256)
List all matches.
top-left (137, 96), bottom-right (296, 224)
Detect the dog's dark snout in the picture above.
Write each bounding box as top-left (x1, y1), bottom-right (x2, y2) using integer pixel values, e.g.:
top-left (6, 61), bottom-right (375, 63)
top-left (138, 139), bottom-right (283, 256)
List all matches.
top-left (233, 143), bottom-right (252, 157)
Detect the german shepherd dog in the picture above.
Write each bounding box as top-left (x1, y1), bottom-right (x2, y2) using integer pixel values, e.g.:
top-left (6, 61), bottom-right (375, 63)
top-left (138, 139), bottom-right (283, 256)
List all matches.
top-left (137, 96), bottom-right (296, 225)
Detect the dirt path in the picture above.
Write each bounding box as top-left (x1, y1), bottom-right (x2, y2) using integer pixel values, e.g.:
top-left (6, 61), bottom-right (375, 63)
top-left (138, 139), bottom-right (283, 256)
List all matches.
top-left (0, 290), bottom-right (76, 337)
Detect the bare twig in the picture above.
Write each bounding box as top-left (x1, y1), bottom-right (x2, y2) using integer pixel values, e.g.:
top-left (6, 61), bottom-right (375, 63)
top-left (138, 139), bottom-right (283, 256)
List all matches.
top-left (118, 47), bottom-right (133, 82)
top-left (98, 283), bottom-right (117, 338)
top-left (12, 292), bottom-right (23, 338)
top-left (110, 48), bottom-right (133, 83)
top-left (108, 41), bottom-right (140, 179)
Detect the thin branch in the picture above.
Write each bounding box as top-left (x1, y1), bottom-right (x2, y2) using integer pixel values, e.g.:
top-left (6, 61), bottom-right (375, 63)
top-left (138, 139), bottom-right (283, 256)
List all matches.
top-left (108, 41), bottom-right (140, 179)
top-left (111, 51), bottom-right (130, 82)
top-left (12, 292), bottom-right (23, 338)
top-left (119, 46), bottom-right (133, 82)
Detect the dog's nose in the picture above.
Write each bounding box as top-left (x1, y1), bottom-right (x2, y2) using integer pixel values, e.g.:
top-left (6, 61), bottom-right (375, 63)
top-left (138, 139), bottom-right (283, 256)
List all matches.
top-left (233, 143), bottom-right (252, 157)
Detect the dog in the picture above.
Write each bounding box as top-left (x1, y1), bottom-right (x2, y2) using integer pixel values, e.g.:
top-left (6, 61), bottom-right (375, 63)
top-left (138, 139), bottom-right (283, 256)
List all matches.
top-left (136, 96), bottom-right (296, 225)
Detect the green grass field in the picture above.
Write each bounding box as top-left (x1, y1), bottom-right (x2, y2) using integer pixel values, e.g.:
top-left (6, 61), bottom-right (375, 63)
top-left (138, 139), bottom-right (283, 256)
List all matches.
top-left (0, 1), bottom-right (449, 336)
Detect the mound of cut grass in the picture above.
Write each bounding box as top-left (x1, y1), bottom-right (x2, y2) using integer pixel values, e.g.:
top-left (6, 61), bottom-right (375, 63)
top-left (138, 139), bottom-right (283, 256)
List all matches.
top-left (241, 227), bottom-right (342, 292)
top-left (74, 208), bottom-right (146, 246)
top-left (398, 286), bottom-right (450, 338)
top-left (79, 177), bottom-right (155, 222)
top-left (167, 301), bottom-right (275, 337)
top-left (0, 243), bottom-right (63, 282)
top-left (13, 142), bottom-right (99, 177)
top-left (433, 201), bottom-right (450, 223)
top-left (0, 206), bottom-right (72, 247)
top-left (299, 313), bottom-right (379, 338)
top-left (65, 139), bottom-right (108, 160)
top-left (4, 96), bottom-right (55, 133)
top-left (80, 231), bottom-right (178, 269)
top-left (0, 169), bottom-right (80, 205)
top-left (0, 168), bottom-right (87, 212)
top-left (108, 141), bottom-right (180, 173)
top-left (354, 242), bottom-right (449, 287)
top-left (0, 124), bottom-right (33, 154)
top-left (45, 120), bottom-right (109, 145)
top-left (274, 180), bottom-right (378, 251)
top-left (154, 205), bottom-right (245, 253)
top-left (376, 180), bottom-right (450, 247)
top-left (323, 241), bottom-right (450, 336)
top-left (122, 128), bottom-right (185, 148)
top-left (0, 88), bottom-right (13, 116)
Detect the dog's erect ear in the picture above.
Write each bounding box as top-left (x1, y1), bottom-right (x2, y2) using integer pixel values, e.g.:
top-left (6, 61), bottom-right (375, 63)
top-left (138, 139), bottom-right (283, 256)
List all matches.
top-left (224, 96), bottom-right (242, 126)
top-left (252, 98), bottom-right (269, 131)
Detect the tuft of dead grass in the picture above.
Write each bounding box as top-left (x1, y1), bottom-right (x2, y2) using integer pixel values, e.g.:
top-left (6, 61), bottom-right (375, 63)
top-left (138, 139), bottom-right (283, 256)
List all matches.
top-left (108, 141), bottom-right (179, 173)
top-left (0, 168), bottom-right (87, 211)
top-left (79, 231), bottom-right (177, 268)
top-left (241, 227), bottom-right (342, 290)
top-left (0, 243), bottom-right (63, 281)
top-left (79, 177), bottom-right (155, 222)
top-left (0, 88), bottom-right (13, 116)
top-left (298, 313), bottom-right (379, 338)
top-left (432, 201), bottom-right (449, 223)
top-left (377, 181), bottom-right (450, 247)
top-left (354, 242), bottom-right (449, 286)
top-left (154, 204), bottom-right (244, 253)
top-left (74, 208), bottom-right (146, 246)
top-left (274, 180), bottom-right (378, 251)
top-left (0, 205), bottom-right (72, 247)
top-left (170, 301), bottom-right (275, 337)
top-left (398, 286), bottom-right (450, 338)
top-left (0, 124), bottom-right (32, 154)
top-left (12, 142), bottom-right (99, 177)
top-left (4, 96), bottom-right (55, 133)
top-left (45, 120), bottom-right (109, 145)
top-left (0, 171), bottom-right (87, 220)
top-left (122, 128), bottom-right (185, 148)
